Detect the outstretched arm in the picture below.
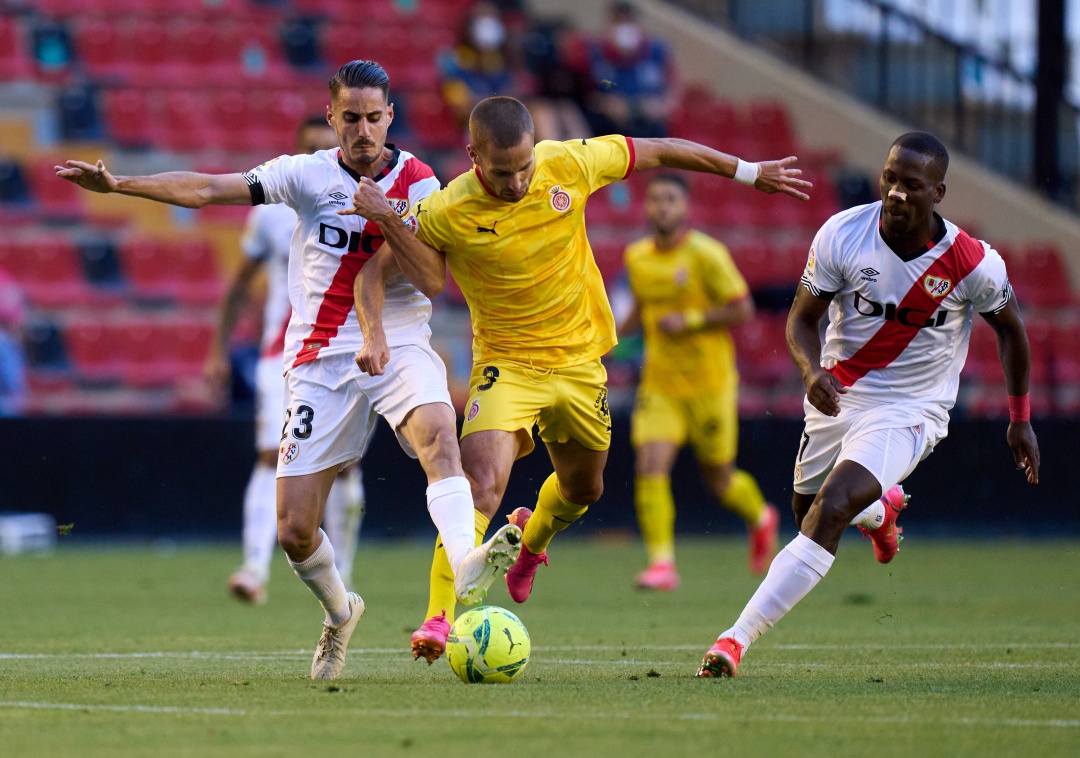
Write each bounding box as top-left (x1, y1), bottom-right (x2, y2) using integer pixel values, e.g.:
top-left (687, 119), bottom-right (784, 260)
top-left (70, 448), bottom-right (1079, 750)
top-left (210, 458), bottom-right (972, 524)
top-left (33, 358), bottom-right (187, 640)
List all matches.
top-left (353, 248), bottom-right (397, 376)
top-left (340, 177), bottom-right (446, 297)
top-left (981, 298), bottom-right (1040, 484)
top-left (54, 159), bottom-right (252, 208)
top-left (787, 285), bottom-right (845, 416)
top-left (632, 138), bottom-right (812, 200)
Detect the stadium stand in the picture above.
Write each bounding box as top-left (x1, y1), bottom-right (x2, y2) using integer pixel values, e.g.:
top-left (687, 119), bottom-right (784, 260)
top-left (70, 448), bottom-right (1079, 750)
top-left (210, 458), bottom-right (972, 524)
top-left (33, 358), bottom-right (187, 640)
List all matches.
top-left (0, 0), bottom-right (1077, 418)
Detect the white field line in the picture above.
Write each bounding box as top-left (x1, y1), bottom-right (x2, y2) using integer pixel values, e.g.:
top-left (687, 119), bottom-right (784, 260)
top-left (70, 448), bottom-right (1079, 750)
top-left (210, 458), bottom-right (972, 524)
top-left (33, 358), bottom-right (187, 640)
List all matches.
top-left (0, 701), bottom-right (1075, 729)
top-left (1, 642), bottom-right (1077, 660)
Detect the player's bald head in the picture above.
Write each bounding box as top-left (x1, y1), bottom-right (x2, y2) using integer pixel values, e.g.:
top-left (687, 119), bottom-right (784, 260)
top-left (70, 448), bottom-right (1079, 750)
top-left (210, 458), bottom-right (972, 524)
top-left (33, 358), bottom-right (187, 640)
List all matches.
top-left (469, 96), bottom-right (534, 151)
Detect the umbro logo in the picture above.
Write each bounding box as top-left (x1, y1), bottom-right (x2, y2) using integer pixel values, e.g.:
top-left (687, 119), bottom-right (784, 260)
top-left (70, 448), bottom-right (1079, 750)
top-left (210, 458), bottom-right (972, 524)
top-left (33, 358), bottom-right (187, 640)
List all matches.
top-left (328, 191), bottom-right (349, 207)
top-left (860, 267), bottom-right (880, 282)
top-left (477, 221), bottom-right (499, 236)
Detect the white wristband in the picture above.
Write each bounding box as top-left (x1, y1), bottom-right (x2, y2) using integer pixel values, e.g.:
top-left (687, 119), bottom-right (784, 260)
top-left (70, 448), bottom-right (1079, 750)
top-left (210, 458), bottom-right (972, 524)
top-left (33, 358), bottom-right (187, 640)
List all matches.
top-left (733, 159), bottom-right (760, 186)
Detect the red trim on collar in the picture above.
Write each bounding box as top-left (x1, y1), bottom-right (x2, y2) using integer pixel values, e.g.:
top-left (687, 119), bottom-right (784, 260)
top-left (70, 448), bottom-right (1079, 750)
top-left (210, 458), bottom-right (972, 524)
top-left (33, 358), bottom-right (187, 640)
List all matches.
top-left (622, 136), bottom-right (636, 180)
top-left (473, 165), bottom-right (499, 199)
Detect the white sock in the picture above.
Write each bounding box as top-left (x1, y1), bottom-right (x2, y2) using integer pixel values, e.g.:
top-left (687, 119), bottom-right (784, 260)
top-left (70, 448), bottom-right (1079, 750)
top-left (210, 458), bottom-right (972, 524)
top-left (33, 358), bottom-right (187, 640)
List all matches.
top-left (426, 476), bottom-right (476, 574)
top-left (289, 529), bottom-right (350, 627)
top-left (851, 499), bottom-right (886, 530)
top-left (240, 463), bottom-right (279, 583)
top-left (720, 533), bottom-right (835, 650)
top-left (323, 468), bottom-right (365, 587)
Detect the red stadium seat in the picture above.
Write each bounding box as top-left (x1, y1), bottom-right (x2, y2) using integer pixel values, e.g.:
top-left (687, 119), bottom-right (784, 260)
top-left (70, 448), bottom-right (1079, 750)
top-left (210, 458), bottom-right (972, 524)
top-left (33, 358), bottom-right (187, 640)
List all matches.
top-left (746, 100), bottom-right (797, 155)
top-left (0, 15), bottom-right (32, 80)
top-left (732, 313), bottom-right (791, 385)
top-left (24, 157), bottom-right (85, 219)
top-left (74, 17), bottom-right (130, 80)
top-left (1052, 317), bottom-right (1080, 385)
top-left (159, 90), bottom-right (214, 153)
top-left (119, 237), bottom-right (173, 301)
top-left (1011, 242), bottom-right (1074, 307)
top-left (407, 91), bottom-right (465, 151)
top-left (103, 88), bottom-right (155, 147)
top-left (65, 321), bottom-right (125, 382)
top-left (117, 319), bottom-right (174, 387)
top-left (168, 238), bottom-right (224, 306)
top-left (961, 319), bottom-right (1002, 383)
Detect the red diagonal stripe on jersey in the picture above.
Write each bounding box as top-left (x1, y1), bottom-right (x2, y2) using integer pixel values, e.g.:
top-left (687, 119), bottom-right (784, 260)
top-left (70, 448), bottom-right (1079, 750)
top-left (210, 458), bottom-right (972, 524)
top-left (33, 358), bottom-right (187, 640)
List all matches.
top-left (829, 230), bottom-right (985, 387)
top-left (291, 157), bottom-right (424, 368)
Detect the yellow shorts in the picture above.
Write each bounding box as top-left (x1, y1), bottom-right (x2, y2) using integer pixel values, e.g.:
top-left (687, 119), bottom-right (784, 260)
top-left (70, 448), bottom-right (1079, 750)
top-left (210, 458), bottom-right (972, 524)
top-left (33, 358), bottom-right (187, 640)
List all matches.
top-left (461, 358), bottom-right (611, 459)
top-left (630, 385), bottom-right (738, 466)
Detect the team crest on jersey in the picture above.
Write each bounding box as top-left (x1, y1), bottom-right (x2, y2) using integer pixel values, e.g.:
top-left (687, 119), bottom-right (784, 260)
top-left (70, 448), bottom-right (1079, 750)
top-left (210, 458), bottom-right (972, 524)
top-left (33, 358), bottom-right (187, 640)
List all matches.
top-left (387, 198), bottom-right (409, 216)
top-left (793, 464), bottom-right (802, 482)
top-left (467, 399), bottom-right (480, 422)
top-left (923, 274), bottom-right (953, 298)
top-left (280, 440), bottom-right (299, 465)
top-left (549, 185), bottom-right (571, 212)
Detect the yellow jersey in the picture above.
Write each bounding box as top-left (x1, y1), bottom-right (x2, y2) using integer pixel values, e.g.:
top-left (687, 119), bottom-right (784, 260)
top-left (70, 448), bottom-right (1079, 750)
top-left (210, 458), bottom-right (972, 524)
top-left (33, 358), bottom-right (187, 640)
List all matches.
top-left (415, 135), bottom-right (635, 368)
top-left (624, 229), bottom-right (749, 397)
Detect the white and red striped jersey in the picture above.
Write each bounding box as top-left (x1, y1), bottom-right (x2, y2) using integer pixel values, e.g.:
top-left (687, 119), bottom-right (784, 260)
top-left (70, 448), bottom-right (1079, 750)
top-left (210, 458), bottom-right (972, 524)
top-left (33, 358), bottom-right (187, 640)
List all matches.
top-left (240, 203), bottom-right (294, 358)
top-left (243, 146), bottom-right (439, 371)
top-left (801, 201), bottom-right (1012, 421)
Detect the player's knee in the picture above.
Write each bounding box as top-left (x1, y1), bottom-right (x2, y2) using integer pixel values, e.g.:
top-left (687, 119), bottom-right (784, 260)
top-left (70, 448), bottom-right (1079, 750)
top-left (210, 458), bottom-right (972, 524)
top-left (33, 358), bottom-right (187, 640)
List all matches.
top-left (467, 471), bottom-right (503, 518)
top-left (416, 425), bottom-right (463, 476)
top-left (810, 483), bottom-right (859, 530)
top-left (562, 478), bottom-right (603, 506)
top-left (277, 518), bottom-right (316, 559)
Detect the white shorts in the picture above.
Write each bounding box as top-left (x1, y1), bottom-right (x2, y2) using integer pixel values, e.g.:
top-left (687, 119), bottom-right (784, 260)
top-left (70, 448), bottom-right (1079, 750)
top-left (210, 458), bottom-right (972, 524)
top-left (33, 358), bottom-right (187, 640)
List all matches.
top-left (792, 399), bottom-right (938, 495)
top-left (276, 344), bottom-right (453, 478)
top-left (254, 354), bottom-right (287, 452)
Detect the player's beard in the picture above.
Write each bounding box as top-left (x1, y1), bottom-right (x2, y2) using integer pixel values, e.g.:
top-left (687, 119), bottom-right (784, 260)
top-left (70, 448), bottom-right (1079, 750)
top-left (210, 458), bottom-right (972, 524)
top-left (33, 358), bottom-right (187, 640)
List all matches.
top-left (350, 141), bottom-right (380, 165)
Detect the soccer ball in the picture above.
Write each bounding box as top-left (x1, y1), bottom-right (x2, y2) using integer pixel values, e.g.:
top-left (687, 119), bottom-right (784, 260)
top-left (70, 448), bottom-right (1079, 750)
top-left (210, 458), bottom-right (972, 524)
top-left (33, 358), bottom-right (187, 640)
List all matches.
top-left (445, 606), bottom-right (530, 684)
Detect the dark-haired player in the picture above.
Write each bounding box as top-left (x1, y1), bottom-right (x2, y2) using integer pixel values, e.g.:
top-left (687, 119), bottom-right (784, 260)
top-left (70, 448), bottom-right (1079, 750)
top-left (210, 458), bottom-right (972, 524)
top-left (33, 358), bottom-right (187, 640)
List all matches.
top-left (696, 132), bottom-right (1041, 679)
top-left (619, 173), bottom-right (778, 591)
top-left (346, 95), bottom-right (811, 662)
top-left (56, 61), bottom-right (522, 681)
top-left (203, 115), bottom-right (368, 607)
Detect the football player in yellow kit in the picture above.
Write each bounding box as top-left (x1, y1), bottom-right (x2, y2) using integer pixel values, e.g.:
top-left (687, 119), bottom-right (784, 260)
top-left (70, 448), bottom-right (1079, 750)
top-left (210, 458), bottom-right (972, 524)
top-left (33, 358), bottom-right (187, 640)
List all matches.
top-left (620, 173), bottom-right (778, 592)
top-left (347, 96), bottom-right (810, 662)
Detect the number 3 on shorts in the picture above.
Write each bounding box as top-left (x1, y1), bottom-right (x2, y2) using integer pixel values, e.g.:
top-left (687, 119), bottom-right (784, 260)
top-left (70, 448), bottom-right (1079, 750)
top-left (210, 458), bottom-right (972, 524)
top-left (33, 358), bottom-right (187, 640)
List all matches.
top-left (280, 404), bottom-right (315, 441)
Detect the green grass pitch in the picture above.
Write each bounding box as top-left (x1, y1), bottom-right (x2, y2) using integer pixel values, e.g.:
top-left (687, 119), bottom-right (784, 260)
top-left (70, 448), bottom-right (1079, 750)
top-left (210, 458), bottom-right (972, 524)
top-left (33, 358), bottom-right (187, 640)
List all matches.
top-left (1, 537), bottom-right (1077, 757)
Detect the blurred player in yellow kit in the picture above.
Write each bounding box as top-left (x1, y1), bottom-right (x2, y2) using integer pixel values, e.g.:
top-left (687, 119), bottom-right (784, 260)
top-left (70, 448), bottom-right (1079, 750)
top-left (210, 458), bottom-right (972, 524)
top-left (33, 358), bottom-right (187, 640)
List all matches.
top-left (347, 96), bottom-right (811, 662)
top-left (619, 174), bottom-right (779, 591)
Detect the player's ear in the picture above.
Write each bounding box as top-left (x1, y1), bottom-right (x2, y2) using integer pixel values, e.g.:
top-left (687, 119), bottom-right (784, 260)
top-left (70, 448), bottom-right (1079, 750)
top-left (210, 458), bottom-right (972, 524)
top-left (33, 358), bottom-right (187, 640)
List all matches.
top-left (466, 144), bottom-right (479, 165)
top-left (386, 102), bottom-right (394, 124)
top-left (325, 105), bottom-right (333, 128)
top-left (934, 182), bottom-right (946, 204)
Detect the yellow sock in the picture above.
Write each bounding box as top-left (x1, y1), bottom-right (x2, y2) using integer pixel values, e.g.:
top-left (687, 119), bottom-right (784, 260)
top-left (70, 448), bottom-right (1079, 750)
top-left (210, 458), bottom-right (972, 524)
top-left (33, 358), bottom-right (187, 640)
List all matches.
top-left (635, 474), bottom-right (675, 565)
top-left (425, 510), bottom-right (491, 624)
top-left (522, 472), bottom-right (589, 554)
top-left (720, 469), bottom-right (767, 526)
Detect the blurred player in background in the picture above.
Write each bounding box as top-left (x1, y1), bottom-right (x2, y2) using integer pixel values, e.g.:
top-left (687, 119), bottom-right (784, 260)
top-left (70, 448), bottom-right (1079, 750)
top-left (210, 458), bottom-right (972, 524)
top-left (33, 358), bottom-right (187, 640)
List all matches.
top-left (204, 116), bottom-right (366, 605)
top-left (697, 132), bottom-right (1041, 679)
top-left (348, 95), bottom-right (811, 663)
top-left (56, 61), bottom-right (521, 681)
top-left (618, 173), bottom-right (778, 591)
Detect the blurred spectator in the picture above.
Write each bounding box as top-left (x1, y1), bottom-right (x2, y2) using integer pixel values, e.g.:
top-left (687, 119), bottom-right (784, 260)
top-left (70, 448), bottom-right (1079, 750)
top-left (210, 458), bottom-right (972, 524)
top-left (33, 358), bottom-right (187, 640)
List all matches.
top-left (439, 2), bottom-right (522, 128)
top-left (522, 20), bottom-right (593, 141)
top-left (584, 1), bottom-right (678, 138)
top-left (438, 2), bottom-right (589, 143)
top-left (0, 272), bottom-right (28, 417)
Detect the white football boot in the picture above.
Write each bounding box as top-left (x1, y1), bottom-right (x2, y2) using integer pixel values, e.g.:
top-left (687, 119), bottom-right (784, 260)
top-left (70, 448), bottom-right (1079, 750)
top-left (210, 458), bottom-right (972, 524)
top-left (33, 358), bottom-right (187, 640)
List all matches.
top-left (454, 523), bottom-right (523, 605)
top-left (311, 592), bottom-right (365, 680)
